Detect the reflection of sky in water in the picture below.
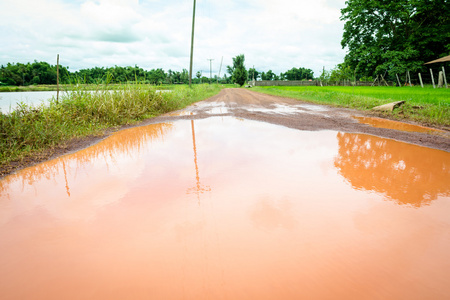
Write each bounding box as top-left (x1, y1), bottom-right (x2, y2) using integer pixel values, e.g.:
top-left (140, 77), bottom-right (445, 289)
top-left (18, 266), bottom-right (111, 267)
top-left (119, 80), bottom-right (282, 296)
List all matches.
top-left (244, 103), bottom-right (328, 115)
top-left (193, 101), bottom-right (229, 114)
top-left (0, 117), bottom-right (449, 300)
top-left (0, 91), bottom-right (58, 112)
top-left (186, 101), bottom-right (329, 116)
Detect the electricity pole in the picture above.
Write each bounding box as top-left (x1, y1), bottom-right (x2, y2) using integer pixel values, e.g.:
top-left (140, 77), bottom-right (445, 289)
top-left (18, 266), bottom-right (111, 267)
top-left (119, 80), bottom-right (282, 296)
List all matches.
top-left (217, 56), bottom-right (223, 84)
top-left (189, 0), bottom-right (197, 87)
top-left (56, 54), bottom-right (60, 103)
top-left (253, 65), bottom-right (255, 83)
top-left (207, 59), bottom-right (214, 84)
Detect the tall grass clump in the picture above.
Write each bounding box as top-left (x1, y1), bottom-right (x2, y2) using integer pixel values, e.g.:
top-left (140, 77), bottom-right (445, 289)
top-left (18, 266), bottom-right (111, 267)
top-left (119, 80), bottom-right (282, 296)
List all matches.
top-left (0, 83), bottom-right (222, 169)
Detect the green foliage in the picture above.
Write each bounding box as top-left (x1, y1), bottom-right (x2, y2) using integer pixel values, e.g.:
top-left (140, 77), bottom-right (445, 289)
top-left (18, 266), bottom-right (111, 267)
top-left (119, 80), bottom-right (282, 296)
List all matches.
top-left (341, 0), bottom-right (450, 80)
top-left (378, 49), bottom-right (423, 78)
top-left (248, 68), bottom-right (260, 81)
top-left (254, 67), bottom-right (314, 81)
top-left (320, 63), bottom-right (354, 82)
top-left (71, 65), bottom-right (169, 84)
top-left (0, 62), bottom-right (204, 86)
top-left (165, 69), bottom-right (189, 84)
top-left (1, 60), bottom-right (316, 87)
top-left (261, 70), bottom-right (278, 81)
top-left (221, 74), bottom-right (233, 84)
top-left (281, 67), bottom-right (314, 81)
top-left (227, 54), bottom-right (248, 86)
top-left (0, 61), bottom-right (70, 86)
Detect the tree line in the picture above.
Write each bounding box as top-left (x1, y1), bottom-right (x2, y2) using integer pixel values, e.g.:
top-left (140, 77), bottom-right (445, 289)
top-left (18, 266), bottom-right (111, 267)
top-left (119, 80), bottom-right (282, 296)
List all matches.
top-left (0, 61), bottom-right (70, 86)
top-left (227, 54), bottom-right (314, 86)
top-left (0, 62), bottom-right (194, 86)
top-left (1, 59), bottom-right (315, 87)
top-left (248, 67), bottom-right (314, 81)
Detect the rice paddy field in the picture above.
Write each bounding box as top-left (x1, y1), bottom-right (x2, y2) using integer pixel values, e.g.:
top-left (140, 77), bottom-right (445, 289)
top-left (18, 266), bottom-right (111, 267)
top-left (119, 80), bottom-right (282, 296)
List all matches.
top-left (253, 86), bottom-right (450, 127)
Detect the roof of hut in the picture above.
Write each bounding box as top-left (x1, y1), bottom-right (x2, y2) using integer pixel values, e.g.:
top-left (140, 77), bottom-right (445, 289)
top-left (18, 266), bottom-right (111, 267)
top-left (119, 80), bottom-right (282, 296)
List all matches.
top-left (424, 55), bottom-right (450, 64)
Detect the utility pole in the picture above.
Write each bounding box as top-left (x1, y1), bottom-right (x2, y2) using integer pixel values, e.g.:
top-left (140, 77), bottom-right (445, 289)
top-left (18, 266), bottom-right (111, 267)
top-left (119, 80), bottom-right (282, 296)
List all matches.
top-left (217, 56), bottom-right (223, 84)
top-left (56, 54), bottom-right (60, 103)
top-left (253, 65), bottom-right (255, 82)
top-left (207, 59), bottom-right (214, 84)
top-left (189, 0), bottom-right (197, 87)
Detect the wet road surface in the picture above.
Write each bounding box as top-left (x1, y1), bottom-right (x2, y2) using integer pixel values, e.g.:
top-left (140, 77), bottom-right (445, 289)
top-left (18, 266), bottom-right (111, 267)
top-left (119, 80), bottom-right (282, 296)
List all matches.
top-left (0, 88), bottom-right (449, 299)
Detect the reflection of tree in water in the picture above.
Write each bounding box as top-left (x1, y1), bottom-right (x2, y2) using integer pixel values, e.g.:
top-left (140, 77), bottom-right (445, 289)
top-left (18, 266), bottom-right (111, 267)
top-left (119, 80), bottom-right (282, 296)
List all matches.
top-left (334, 133), bottom-right (450, 207)
top-left (0, 123), bottom-right (172, 198)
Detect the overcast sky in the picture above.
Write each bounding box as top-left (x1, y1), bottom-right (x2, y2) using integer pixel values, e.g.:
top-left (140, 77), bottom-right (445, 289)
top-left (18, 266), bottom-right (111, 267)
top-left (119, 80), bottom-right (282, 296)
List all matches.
top-left (0, 0), bottom-right (347, 78)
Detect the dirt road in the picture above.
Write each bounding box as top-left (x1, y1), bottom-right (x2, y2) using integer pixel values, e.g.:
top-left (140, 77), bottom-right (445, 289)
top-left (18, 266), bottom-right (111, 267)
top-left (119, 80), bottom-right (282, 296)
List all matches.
top-left (2, 88), bottom-right (449, 177)
top-left (151, 88), bottom-right (450, 152)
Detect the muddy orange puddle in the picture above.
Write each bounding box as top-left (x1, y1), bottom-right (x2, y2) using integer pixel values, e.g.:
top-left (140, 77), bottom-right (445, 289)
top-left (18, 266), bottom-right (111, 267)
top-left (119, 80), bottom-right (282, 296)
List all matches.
top-left (1, 117), bottom-right (449, 300)
top-left (354, 116), bottom-right (445, 134)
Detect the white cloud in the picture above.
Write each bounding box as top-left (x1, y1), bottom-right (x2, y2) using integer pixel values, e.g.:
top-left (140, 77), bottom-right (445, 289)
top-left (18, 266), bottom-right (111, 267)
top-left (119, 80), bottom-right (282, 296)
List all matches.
top-left (80, 0), bottom-right (141, 26)
top-left (0, 0), bottom-right (347, 77)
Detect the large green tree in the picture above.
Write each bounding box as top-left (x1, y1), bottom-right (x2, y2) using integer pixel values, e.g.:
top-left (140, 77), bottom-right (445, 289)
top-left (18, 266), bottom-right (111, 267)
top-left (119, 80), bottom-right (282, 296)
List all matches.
top-left (248, 67), bottom-right (260, 81)
top-left (281, 67), bottom-right (314, 81)
top-left (340, 0), bottom-right (450, 79)
top-left (227, 54), bottom-right (248, 86)
top-left (261, 70), bottom-right (278, 81)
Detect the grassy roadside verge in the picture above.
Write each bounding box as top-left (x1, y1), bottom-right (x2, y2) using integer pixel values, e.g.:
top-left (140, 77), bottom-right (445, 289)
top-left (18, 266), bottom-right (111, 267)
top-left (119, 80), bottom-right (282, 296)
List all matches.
top-left (253, 86), bottom-right (450, 127)
top-left (0, 84), bottom-right (223, 172)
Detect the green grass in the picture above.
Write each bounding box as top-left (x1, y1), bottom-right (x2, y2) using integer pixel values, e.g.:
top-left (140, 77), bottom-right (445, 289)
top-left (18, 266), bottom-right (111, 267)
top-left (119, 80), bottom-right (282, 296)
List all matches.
top-left (0, 83), bottom-right (223, 169)
top-left (253, 85), bottom-right (450, 126)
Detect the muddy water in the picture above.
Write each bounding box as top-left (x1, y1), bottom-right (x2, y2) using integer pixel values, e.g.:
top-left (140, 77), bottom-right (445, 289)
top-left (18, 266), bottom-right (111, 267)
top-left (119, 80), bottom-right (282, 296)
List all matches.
top-left (1, 117), bottom-right (449, 300)
top-left (354, 116), bottom-right (445, 134)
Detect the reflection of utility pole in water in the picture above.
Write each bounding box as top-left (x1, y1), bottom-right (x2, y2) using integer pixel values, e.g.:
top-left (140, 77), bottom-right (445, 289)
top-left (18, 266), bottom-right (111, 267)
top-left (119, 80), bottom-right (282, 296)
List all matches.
top-left (62, 160), bottom-right (70, 197)
top-left (187, 120), bottom-right (211, 204)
